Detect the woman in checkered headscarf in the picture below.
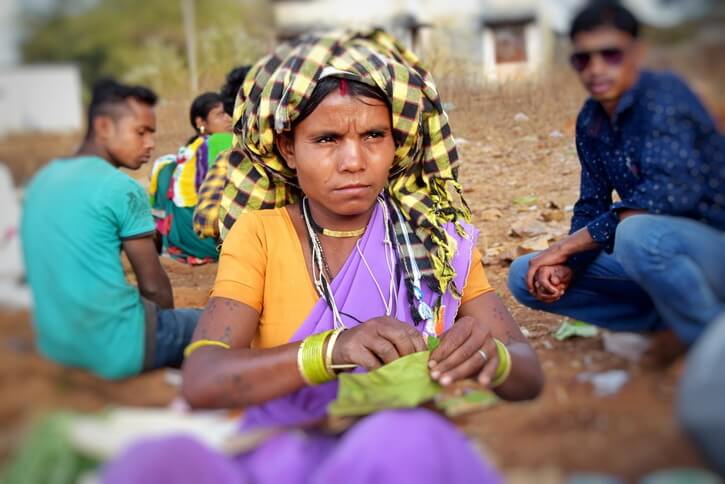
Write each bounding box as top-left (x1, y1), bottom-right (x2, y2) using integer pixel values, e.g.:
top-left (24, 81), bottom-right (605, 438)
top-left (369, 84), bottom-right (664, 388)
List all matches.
top-left (105, 29), bottom-right (541, 484)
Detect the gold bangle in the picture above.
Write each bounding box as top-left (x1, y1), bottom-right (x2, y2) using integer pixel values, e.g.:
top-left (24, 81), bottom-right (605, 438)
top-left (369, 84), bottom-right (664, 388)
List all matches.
top-left (324, 329), bottom-right (344, 375)
top-left (297, 330), bottom-right (336, 385)
top-left (491, 338), bottom-right (512, 388)
top-left (184, 339), bottom-right (231, 358)
top-left (297, 338), bottom-right (313, 385)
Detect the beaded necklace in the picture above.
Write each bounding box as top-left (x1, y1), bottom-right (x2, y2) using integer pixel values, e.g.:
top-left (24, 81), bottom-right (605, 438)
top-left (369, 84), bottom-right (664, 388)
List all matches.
top-left (301, 196), bottom-right (397, 328)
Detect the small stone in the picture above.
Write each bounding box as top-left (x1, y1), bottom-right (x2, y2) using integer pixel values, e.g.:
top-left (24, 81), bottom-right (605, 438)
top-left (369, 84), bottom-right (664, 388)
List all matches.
top-left (577, 370), bottom-right (630, 397)
top-left (602, 332), bottom-right (652, 363)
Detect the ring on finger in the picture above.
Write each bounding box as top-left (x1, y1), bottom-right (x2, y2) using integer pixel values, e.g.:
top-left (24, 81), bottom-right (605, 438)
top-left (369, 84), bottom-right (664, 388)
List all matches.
top-left (478, 349), bottom-right (488, 362)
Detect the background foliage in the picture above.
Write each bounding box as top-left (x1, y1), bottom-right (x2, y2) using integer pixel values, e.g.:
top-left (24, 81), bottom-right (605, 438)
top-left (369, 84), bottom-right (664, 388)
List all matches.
top-left (21, 0), bottom-right (273, 96)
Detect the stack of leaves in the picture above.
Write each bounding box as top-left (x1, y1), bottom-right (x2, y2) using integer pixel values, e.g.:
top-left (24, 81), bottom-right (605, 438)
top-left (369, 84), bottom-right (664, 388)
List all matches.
top-left (328, 336), bottom-right (498, 418)
top-left (327, 351), bottom-right (442, 417)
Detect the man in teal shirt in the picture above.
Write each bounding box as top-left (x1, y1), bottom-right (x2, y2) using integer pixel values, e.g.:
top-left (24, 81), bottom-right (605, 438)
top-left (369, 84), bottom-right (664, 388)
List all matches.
top-left (21, 79), bottom-right (202, 379)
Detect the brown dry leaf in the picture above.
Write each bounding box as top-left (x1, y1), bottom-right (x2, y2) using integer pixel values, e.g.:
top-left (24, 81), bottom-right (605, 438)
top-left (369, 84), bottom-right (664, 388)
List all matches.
top-left (517, 234), bottom-right (552, 254)
top-left (482, 247), bottom-right (504, 266)
top-left (540, 209), bottom-right (565, 222)
top-left (479, 208), bottom-right (503, 221)
top-left (500, 247), bottom-right (519, 265)
top-left (509, 213), bottom-right (550, 238)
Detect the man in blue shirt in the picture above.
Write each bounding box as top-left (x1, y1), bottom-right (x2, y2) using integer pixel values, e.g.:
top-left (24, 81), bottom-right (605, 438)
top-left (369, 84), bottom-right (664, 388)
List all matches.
top-left (21, 79), bottom-right (202, 379)
top-left (508, 2), bottom-right (724, 347)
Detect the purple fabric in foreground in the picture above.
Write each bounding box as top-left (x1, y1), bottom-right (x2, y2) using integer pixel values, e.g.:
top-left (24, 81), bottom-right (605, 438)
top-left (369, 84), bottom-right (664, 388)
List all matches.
top-left (101, 201), bottom-right (501, 484)
top-left (103, 410), bottom-right (501, 484)
top-left (103, 435), bottom-right (247, 484)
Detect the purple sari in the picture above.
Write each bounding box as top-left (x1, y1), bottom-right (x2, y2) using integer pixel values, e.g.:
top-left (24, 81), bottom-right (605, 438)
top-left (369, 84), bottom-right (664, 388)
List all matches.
top-left (103, 203), bottom-right (502, 484)
top-left (242, 201), bottom-right (476, 428)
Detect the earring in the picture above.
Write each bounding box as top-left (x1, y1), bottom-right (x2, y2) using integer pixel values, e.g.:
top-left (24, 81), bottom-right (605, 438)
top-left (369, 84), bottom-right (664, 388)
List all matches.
top-left (200, 126), bottom-right (206, 134)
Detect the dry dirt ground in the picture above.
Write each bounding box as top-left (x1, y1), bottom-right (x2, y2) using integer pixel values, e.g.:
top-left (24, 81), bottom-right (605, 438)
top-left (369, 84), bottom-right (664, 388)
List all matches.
top-left (1, 65), bottom-right (722, 481)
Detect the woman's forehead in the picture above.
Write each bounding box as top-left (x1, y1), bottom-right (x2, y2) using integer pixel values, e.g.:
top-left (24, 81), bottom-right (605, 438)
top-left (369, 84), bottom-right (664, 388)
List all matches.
top-left (296, 91), bottom-right (390, 129)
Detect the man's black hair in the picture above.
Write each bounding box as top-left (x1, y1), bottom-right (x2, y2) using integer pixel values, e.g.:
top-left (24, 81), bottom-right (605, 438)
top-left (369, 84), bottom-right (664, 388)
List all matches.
top-left (86, 78), bottom-right (157, 137)
top-left (569, 1), bottom-right (640, 40)
top-left (189, 91), bottom-right (224, 132)
top-left (220, 65), bottom-right (252, 116)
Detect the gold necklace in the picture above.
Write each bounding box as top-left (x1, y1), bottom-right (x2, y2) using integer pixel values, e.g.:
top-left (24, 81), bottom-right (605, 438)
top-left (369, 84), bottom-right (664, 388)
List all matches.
top-left (303, 198), bottom-right (366, 238)
top-left (320, 227), bottom-right (366, 238)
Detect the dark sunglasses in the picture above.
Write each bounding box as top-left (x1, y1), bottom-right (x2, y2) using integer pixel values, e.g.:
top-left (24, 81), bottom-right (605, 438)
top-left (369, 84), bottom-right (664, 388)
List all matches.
top-left (570, 47), bottom-right (626, 72)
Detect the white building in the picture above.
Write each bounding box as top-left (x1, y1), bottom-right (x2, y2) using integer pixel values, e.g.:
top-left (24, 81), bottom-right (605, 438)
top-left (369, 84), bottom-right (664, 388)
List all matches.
top-left (0, 64), bottom-right (83, 135)
top-left (0, 0), bottom-right (19, 66)
top-left (272, 0), bottom-right (710, 81)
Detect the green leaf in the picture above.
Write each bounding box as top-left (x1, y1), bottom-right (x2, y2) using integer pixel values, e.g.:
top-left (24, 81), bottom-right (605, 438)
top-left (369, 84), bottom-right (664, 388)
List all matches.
top-left (0, 413), bottom-right (99, 484)
top-left (328, 351), bottom-right (441, 417)
top-left (553, 320), bottom-right (598, 341)
top-left (427, 335), bottom-right (440, 351)
top-left (512, 195), bottom-right (538, 206)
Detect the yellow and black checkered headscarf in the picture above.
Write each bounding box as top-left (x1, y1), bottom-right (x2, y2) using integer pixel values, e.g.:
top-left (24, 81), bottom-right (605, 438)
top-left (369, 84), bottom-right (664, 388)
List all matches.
top-left (220, 28), bottom-right (469, 301)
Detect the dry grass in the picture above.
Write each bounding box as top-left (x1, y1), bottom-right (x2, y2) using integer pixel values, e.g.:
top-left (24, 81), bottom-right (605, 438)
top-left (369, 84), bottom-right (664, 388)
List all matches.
top-left (2, 38), bottom-right (722, 188)
top-left (0, 70), bottom-right (587, 187)
top-left (440, 69), bottom-right (585, 143)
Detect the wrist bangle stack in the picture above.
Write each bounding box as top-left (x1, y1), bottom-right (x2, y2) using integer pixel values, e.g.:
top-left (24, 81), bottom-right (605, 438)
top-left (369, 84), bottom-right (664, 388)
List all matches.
top-left (297, 329), bottom-right (340, 385)
top-left (491, 338), bottom-right (512, 388)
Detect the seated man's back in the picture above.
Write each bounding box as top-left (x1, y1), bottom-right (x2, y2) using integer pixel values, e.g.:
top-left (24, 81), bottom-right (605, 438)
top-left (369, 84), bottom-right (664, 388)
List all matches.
top-left (22, 156), bottom-right (154, 378)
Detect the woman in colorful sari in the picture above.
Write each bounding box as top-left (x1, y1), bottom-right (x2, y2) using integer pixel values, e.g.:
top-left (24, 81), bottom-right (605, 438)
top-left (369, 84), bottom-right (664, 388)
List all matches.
top-left (149, 92), bottom-right (233, 264)
top-left (193, 65), bottom-right (253, 241)
top-left (103, 30), bottom-right (543, 483)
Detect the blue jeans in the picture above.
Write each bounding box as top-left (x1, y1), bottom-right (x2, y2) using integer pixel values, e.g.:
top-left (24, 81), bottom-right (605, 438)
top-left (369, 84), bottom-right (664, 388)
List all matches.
top-left (508, 215), bottom-right (725, 344)
top-left (151, 308), bottom-right (202, 369)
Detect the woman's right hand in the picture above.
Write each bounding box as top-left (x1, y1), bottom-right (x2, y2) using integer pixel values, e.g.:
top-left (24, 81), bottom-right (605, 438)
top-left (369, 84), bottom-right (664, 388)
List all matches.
top-left (331, 317), bottom-right (427, 371)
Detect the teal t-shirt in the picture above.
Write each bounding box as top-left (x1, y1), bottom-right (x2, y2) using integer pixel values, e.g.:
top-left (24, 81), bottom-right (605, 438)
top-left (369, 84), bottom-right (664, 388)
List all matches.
top-left (21, 156), bottom-right (155, 379)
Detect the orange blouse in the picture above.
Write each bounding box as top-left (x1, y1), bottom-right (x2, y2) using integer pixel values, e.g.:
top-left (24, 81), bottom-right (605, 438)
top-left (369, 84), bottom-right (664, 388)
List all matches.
top-left (212, 207), bottom-right (493, 349)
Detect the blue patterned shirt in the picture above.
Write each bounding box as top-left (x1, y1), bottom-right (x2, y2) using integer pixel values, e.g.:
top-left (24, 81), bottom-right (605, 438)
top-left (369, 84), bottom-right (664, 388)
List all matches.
top-left (569, 70), bottom-right (724, 267)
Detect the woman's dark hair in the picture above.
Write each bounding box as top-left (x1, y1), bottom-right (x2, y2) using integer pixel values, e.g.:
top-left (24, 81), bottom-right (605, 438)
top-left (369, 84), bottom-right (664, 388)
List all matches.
top-left (189, 92), bottom-right (224, 132)
top-left (569, 1), bottom-right (640, 40)
top-left (220, 65), bottom-right (252, 116)
top-left (293, 77), bottom-right (391, 128)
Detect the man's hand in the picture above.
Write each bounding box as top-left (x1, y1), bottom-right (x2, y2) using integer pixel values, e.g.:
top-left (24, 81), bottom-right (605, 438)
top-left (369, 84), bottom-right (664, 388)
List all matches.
top-left (525, 228), bottom-right (599, 297)
top-left (123, 235), bottom-right (174, 309)
top-left (525, 244), bottom-right (569, 294)
top-left (532, 265), bottom-right (573, 303)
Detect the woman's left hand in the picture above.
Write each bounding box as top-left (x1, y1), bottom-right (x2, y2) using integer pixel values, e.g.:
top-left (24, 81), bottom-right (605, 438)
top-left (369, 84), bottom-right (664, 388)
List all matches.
top-left (428, 316), bottom-right (499, 386)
